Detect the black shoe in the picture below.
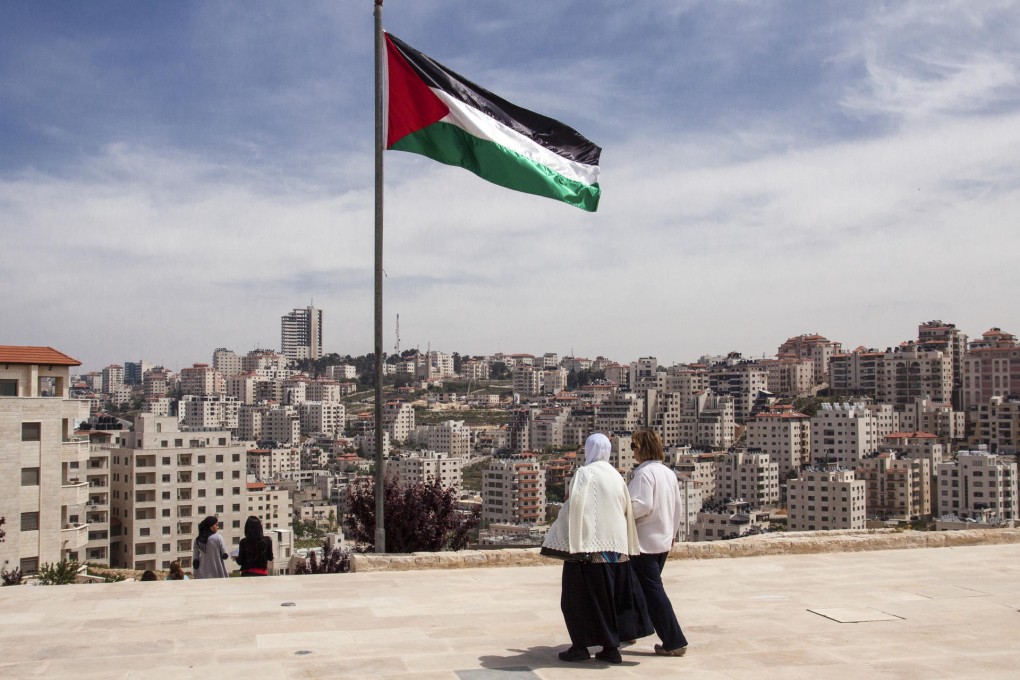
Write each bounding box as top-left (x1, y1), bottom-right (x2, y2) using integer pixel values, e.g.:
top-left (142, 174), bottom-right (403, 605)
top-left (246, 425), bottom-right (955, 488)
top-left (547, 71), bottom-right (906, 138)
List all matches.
top-left (595, 647), bottom-right (622, 664)
top-left (558, 646), bottom-right (590, 662)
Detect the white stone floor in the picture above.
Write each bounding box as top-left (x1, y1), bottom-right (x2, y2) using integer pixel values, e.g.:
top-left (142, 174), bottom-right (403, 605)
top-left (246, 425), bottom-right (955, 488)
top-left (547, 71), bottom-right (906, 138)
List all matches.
top-left (1, 543), bottom-right (1019, 680)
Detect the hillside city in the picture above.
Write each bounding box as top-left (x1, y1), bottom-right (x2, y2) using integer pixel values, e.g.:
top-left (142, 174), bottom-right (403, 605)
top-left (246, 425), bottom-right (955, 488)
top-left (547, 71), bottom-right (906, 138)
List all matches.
top-left (2, 307), bottom-right (1018, 578)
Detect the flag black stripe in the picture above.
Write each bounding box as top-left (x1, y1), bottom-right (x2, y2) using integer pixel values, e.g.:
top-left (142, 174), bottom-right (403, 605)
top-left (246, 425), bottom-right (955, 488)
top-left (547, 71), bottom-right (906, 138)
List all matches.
top-left (386, 33), bottom-right (601, 167)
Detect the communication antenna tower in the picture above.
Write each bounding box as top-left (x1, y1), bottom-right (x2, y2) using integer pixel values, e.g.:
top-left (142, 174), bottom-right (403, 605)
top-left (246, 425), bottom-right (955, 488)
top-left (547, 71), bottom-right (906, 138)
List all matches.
top-left (394, 314), bottom-right (400, 355)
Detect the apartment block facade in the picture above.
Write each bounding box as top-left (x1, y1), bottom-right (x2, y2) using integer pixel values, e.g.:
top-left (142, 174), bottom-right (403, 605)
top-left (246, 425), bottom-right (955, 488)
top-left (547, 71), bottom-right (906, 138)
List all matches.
top-left (109, 415), bottom-right (248, 571)
top-left (935, 449), bottom-right (1018, 522)
top-left (787, 468), bottom-right (866, 531)
top-left (0, 346), bottom-right (89, 574)
top-left (480, 456), bottom-right (546, 527)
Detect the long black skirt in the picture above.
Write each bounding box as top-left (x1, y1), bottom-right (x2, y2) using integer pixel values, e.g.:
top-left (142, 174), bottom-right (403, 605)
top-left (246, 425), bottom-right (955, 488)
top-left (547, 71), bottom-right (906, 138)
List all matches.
top-left (560, 560), bottom-right (653, 649)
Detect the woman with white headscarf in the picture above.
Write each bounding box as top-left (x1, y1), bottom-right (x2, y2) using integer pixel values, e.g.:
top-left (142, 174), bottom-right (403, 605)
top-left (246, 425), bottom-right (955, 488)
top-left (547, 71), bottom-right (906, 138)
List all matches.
top-left (541, 433), bottom-right (652, 664)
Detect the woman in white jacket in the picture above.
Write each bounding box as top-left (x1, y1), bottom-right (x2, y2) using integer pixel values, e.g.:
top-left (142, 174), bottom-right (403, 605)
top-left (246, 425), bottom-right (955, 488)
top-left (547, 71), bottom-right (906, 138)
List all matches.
top-left (541, 433), bottom-right (650, 664)
top-left (628, 429), bottom-right (688, 656)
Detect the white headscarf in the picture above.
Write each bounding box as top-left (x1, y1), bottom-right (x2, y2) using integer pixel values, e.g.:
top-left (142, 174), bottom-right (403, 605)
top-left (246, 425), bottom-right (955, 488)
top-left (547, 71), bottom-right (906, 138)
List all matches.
top-left (584, 432), bottom-right (611, 465)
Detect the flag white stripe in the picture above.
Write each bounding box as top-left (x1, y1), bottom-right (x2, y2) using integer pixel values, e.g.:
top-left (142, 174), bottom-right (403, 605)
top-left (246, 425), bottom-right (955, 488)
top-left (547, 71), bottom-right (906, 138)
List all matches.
top-left (431, 88), bottom-right (600, 187)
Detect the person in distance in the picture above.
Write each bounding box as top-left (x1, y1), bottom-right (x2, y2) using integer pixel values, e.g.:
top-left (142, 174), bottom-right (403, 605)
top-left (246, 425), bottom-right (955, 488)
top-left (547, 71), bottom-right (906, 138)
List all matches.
top-left (235, 515), bottom-right (274, 577)
top-left (192, 515), bottom-right (230, 579)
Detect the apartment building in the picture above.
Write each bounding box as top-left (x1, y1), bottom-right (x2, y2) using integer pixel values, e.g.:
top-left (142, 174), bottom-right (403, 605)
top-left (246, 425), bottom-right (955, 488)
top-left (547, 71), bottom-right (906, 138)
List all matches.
top-left (690, 500), bottom-right (770, 542)
top-left (180, 363), bottom-right (225, 396)
top-left (745, 404), bottom-right (811, 478)
top-left (935, 448), bottom-right (1018, 522)
top-left (831, 344), bottom-right (952, 408)
top-left (102, 364), bottom-right (125, 392)
top-left (810, 402), bottom-right (882, 467)
top-left (968, 395), bottom-right (1020, 453)
top-left (480, 456), bottom-right (546, 527)
top-left (899, 397), bottom-right (963, 449)
top-left (306, 379), bottom-right (344, 403)
top-left (0, 346), bottom-right (90, 574)
top-left (245, 482), bottom-right (293, 532)
top-left (280, 305), bottom-right (323, 361)
top-left (707, 359), bottom-right (768, 422)
top-left (247, 447), bottom-right (302, 482)
top-left (594, 392), bottom-right (645, 435)
top-left (776, 333), bottom-right (841, 385)
top-left (181, 394), bottom-right (240, 431)
top-left (787, 468), bottom-right (866, 531)
top-left (856, 452), bottom-right (931, 520)
top-left (529, 407), bottom-right (570, 450)
top-left (298, 401), bottom-right (346, 437)
top-left (674, 452), bottom-right (720, 504)
top-left (715, 450), bottom-right (780, 509)
top-left (459, 359), bottom-right (490, 381)
top-left (262, 407), bottom-right (301, 445)
top-left (512, 364), bottom-right (543, 396)
top-left (382, 401), bottom-right (415, 442)
top-left (385, 451), bottom-right (464, 490)
top-left (142, 368), bottom-right (170, 398)
top-left (212, 348), bottom-right (243, 378)
top-left (109, 415), bottom-right (248, 571)
top-left (409, 420), bottom-right (472, 457)
top-left (763, 356), bottom-right (815, 398)
top-left (124, 360), bottom-right (152, 386)
top-left (674, 391), bottom-right (735, 450)
top-left (882, 431), bottom-right (944, 489)
top-left (916, 320), bottom-right (967, 408)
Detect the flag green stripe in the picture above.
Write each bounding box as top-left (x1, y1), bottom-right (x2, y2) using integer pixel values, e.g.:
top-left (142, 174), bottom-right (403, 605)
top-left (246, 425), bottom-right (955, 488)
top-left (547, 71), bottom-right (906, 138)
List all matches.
top-left (390, 121), bottom-right (601, 212)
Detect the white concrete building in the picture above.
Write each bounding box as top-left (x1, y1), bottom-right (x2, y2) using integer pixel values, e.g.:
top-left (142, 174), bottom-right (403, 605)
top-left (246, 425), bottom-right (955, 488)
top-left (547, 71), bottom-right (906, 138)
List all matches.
top-left (481, 456), bottom-right (546, 527)
top-left (787, 468), bottom-right (866, 531)
top-left (385, 451), bottom-right (464, 491)
top-left (0, 346), bottom-right (90, 574)
top-left (109, 415), bottom-right (248, 571)
top-left (935, 448), bottom-right (1018, 522)
top-left (745, 404), bottom-right (811, 479)
top-left (281, 305), bottom-right (323, 361)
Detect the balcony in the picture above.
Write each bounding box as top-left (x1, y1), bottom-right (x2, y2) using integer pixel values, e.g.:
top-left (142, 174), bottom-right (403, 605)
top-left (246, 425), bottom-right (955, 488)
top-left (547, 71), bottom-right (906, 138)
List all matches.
top-left (61, 522), bottom-right (89, 550)
top-left (61, 480), bottom-right (89, 506)
top-left (61, 438), bottom-right (90, 464)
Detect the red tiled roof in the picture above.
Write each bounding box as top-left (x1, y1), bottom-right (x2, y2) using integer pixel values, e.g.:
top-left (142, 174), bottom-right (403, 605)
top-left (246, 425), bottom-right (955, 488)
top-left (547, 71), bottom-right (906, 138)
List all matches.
top-left (247, 483), bottom-right (267, 490)
top-left (0, 345), bottom-right (81, 366)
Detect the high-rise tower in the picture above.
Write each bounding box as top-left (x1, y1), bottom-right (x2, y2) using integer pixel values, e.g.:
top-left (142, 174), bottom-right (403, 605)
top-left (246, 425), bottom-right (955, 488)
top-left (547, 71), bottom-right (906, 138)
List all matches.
top-left (280, 305), bottom-right (323, 361)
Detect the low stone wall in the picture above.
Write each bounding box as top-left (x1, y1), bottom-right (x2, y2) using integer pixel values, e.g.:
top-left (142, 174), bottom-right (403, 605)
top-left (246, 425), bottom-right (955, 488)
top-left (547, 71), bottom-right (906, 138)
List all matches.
top-left (350, 528), bottom-right (1020, 572)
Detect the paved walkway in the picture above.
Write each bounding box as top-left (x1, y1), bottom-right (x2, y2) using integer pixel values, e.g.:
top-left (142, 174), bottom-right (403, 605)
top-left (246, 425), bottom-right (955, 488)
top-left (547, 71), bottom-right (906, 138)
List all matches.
top-left (1, 543), bottom-right (1019, 679)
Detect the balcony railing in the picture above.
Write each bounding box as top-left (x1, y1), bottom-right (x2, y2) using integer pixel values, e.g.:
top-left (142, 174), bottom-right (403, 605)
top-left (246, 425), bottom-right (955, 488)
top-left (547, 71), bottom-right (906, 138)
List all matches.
top-left (61, 522), bottom-right (89, 550)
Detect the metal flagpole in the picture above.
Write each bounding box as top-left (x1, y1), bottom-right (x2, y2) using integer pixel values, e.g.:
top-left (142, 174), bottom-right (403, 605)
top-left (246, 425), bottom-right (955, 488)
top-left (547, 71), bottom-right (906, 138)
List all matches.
top-left (373, 0), bottom-right (386, 553)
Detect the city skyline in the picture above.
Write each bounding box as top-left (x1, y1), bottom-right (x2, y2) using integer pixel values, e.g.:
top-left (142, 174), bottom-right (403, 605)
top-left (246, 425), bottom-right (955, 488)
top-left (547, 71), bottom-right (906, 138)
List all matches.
top-left (3, 2), bottom-right (1020, 372)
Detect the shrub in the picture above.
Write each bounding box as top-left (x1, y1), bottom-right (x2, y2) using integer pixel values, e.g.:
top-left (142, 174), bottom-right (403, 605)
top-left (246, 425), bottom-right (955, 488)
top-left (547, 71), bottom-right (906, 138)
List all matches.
top-left (345, 476), bottom-right (479, 553)
top-left (295, 542), bottom-right (353, 575)
top-left (1, 560), bottom-right (24, 586)
top-left (37, 559), bottom-right (81, 585)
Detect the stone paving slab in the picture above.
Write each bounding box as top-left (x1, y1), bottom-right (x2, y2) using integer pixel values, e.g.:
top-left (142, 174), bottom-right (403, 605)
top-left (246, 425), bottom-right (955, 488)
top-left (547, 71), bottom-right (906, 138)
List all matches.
top-left (1, 543), bottom-right (1019, 679)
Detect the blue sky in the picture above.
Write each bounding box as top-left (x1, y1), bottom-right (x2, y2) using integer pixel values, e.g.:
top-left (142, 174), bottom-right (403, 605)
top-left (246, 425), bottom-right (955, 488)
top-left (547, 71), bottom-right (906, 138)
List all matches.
top-left (3, 1), bottom-right (1019, 373)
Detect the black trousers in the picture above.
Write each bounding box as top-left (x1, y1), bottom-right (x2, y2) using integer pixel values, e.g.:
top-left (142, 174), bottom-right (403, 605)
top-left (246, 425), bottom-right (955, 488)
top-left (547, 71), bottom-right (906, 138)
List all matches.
top-left (630, 552), bottom-right (687, 650)
top-left (560, 561), bottom-right (653, 649)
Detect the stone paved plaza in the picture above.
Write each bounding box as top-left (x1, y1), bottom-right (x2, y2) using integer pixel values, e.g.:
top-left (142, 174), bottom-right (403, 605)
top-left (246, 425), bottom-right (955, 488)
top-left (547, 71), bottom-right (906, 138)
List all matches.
top-left (1, 542), bottom-right (1019, 679)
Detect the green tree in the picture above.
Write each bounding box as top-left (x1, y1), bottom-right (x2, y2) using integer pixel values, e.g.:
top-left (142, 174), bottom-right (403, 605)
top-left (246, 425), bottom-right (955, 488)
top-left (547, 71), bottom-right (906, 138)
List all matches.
top-left (345, 477), bottom-right (479, 553)
top-left (490, 361), bottom-right (510, 380)
top-left (38, 559), bottom-right (80, 585)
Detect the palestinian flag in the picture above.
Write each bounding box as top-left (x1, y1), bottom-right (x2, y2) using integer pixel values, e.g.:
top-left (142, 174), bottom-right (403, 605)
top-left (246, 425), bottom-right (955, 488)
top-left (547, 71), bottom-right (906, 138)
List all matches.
top-left (385, 33), bottom-right (602, 212)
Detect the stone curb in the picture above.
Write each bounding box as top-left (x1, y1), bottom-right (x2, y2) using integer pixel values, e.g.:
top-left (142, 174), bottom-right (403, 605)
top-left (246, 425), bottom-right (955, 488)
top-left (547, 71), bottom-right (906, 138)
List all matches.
top-left (349, 528), bottom-right (1020, 572)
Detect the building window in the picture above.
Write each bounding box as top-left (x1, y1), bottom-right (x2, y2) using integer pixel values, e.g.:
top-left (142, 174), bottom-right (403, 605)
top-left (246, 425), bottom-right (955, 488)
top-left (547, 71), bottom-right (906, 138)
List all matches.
top-left (215, 455), bottom-right (223, 463)
top-left (0, 379), bottom-right (18, 396)
top-left (20, 512), bottom-right (40, 531)
top-left (215, 472), bottom-right (223, 480)
top-left (21, 422), bottom-right (41, 441)
top-left (20, 557), bottom-right (38, 574)
top-left (21, 467), bottom-right (40, 486)
top-left (216, 505), bottom-right (224, 513)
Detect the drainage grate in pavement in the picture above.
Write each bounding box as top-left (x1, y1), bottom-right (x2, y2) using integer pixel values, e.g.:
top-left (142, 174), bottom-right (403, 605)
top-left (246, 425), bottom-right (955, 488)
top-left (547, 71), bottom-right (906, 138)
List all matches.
top-left (808, 607), bottom-right (904, 623)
